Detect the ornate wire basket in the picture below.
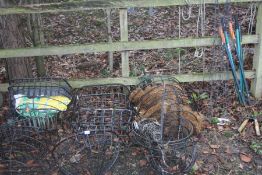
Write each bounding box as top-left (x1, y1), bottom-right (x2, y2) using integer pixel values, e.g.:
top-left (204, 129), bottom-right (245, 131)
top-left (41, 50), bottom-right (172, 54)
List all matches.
top-left (130, 77), bottom-right (198, 174)
top-left (132, 114), bottom-right (196, 174)
top-left (53, 131), bottom-right (120, 175)
top-left (8, 78), bottom-right (73, 130)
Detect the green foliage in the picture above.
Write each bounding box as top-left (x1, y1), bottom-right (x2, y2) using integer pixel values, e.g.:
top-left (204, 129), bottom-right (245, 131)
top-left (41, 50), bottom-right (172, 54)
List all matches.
top-left (93, 19), bottom-right (105, 27)
top-left (163, 48), bottom-right (186, 61)
top-left (100, 68), bottom-right (110, 77)
top-left (188, 164), bottom-right (197, 175)
top-left (252, 111), bottom-right (262, 117)
top-left (129, 64), bottom-right (146, 77)
top-left (210, 117), bottom-right (219, 125)
top-left (223, 131), bottom-right (234, 138)
top-left (129, 70), bottom-right (137, 77)
top-left (188, 92), bottom-right (209, 104)
top-left (250, 141), bottom-right (262, 155)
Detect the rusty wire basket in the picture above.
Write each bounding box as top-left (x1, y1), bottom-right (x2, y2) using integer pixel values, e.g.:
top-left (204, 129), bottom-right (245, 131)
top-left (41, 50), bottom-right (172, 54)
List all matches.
top-left (53, 131), bottom-right (120, 175)
top-left (130, 76), bottom-right (197, 174)
top-left (8, 78), bottom-right (73, 130)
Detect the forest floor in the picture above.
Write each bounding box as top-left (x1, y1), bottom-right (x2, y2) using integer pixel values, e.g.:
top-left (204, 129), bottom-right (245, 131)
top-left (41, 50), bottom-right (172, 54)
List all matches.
top-left (0, 3), bottom-right (261, 175)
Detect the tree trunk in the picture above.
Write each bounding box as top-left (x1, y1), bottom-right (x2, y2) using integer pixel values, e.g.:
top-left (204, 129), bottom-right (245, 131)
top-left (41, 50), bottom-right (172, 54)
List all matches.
top-left (30, 0), bottom-right (46, 77)
top-left (0, 0), bottom-right (33, 80)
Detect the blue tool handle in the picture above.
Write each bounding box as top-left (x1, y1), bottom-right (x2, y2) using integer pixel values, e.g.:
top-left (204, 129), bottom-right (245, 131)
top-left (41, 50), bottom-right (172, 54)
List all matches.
top-left (224, 30), bottom-right (246, 105)
top-left (235, 17), bottom-right (250, 104)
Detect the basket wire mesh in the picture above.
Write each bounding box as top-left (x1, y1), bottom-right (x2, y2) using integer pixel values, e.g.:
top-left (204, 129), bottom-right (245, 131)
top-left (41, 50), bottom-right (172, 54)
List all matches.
top-left (0, 121), bottom-right (53, 175)
top-left (61, 84), bottom-right (135, 174)
top-left (75, 84), bottom-right (131, 109)
top-left (74, 84), bottom-right (134, 135)
top-left (53, 131), bottom-right (120, 175)
top-left (130, 77), bottom-right (197, 174)
top-left (8, 78), bottom-right (73, 130)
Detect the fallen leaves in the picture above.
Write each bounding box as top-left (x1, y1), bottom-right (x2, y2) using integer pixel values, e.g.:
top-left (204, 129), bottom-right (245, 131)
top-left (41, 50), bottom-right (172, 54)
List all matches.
top-left (105, 171), bottom-right (112, 175)
top-left (240, 153), bottom-right (252, 163)
top-left (209, 144), bottom-right (220, 149)
top-left (224, 146), bottom-right (232, 154)
top-left (139, 159), bottom-right (147, 167)
top-left (131, 148), bottom-right (141, 156)
top-left (202, 150), bottom-right (209, 154)
top-left (26, 160), bottom-right (35, 166)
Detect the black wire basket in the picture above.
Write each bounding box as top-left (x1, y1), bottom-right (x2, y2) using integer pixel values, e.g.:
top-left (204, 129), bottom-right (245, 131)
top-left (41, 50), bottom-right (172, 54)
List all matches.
top-left (75, 84), bottom-right (131, 109)
top-left (8, 78), bottom-right (73, 130)
top-left (74, 84), bottom-right (134, 136)
top-left (77, 108), bottom-right (134, 135)
top-left (147, 139), bottom-right (197, 175)
top-left (0, 122), bottom-right (52, 175)
top-left (53, 131), bottom-right (120, 175)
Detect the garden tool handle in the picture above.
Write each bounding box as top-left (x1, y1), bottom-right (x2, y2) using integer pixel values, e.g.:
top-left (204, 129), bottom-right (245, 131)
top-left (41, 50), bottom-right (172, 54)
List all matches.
top-left (218, 26), bottom-right (226, 44)
top-left (254, 118), bottom-right (261, 136)
top-left (233, 15), bottom-right (240, 30)
top-left (229, 21), bottom-right (236, 40)
top-left (238, 119), bottom-right (249, 133)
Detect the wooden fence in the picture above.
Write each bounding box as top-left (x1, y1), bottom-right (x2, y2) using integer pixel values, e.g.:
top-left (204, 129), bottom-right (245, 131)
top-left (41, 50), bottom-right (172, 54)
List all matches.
top-left (0, 0), bottom-right (262, 98)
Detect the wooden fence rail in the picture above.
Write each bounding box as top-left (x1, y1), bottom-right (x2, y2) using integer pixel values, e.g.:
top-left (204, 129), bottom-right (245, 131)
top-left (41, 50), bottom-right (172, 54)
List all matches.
top-left (0, 0), bottom-right (261, 15)
top-left (0, 35), bottom-right (258, 59)
top-left (0, 0), bottom-right (262, 98)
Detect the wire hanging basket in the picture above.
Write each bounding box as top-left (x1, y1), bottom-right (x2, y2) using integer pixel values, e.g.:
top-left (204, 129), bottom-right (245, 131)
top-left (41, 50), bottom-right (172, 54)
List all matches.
top-left (53, 131), bottom-right (120, 175)
top-left (77, 108), bottom-right (134, 135)
top-left (75, 84), bottom-right (131, 109)
top-left (74, 84), bottom-right (134, 136)
top-left (147, 139), bottom-right (197, 174)
top-left (0, 122), bottom-right (52, 175)
top-left (130, 77), bottom-right (197, 174)
top-left (8, 78), bottom-right (73, 130)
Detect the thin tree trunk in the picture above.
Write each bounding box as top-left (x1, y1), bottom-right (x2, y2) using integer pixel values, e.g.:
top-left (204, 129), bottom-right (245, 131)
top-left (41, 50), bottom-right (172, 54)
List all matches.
top-left (27, 0), bottom-right (46, 77)
top-left (0, 0), bottom-right (33, 80)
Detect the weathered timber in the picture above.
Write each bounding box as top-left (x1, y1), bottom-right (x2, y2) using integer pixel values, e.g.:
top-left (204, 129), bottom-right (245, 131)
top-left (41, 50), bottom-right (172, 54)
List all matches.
top-left (120, 8), bottom-right (129, 77)
top-left (107, 9), bottom-right (113, 71)
top-left (31, 10), bottom-right (46, 77)
top-left (0, 35), bottom-right (258, 59)
top-left (0, 0), bottom-right (262, 15)
top-left (251, 3), bottom-right (262, 98)
top-left (0, 70), bottom-right (255, 92)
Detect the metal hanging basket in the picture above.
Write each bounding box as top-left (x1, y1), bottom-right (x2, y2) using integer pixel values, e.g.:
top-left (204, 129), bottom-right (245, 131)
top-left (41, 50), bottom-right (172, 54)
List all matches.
top-left (147, 139), bottom-right (197, 175)
top-left (75, 84), bottom-right (131, 109)
top-left (53, 131), bottom-right (120, 175)
top-left (130, 77), bottom-right (197, 174)
top-left (0, 122), bottom-right (52, 175)
top-left (77, 108), bottom-right (134, 135)
top-left (74, 84), bottom-right (134, 136)
top-left (130, 78), bottom-right (190, 147)
top-left (8, 78), bottom-right (73, 130)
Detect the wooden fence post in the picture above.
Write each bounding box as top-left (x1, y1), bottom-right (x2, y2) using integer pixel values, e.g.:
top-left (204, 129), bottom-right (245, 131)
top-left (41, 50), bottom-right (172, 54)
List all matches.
top-left (31, 12), bottom-right (46, 77)
top-left (251, 3), bottom-right (262, 98)
top-left (119, 8), bottom-right (129, 77)
top-left (107, 9), bottom-right (114, 72)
